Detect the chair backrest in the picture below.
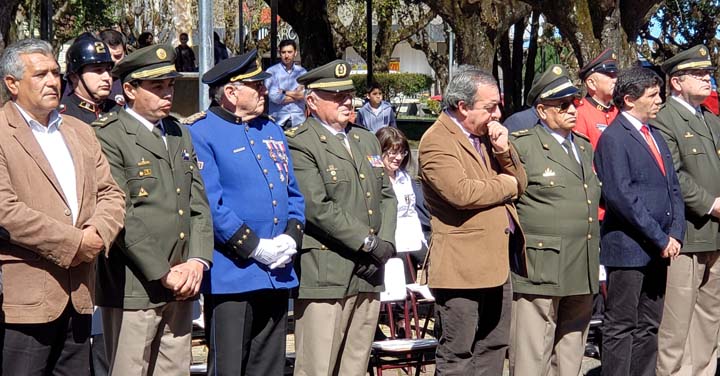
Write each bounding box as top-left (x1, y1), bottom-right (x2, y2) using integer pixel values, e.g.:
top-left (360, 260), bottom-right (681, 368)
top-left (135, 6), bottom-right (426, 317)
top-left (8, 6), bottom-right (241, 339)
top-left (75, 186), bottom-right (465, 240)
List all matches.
top-left (381, 258), bottom-right (407, 302)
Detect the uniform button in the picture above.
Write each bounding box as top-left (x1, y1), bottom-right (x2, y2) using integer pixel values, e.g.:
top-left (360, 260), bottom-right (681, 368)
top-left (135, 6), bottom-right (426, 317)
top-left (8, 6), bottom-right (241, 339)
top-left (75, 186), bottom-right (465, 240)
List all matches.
top-left (538, 242), bottom-right (543, 247)
top-left (332, 176), bottom-right (337, 181)
top-left (370, 228), bottom-right (375, 234)
top-left (692, 148), bottom-right (698, 153)
top-left (550, 181), bottom-right (555, 186)
top-left (666, 212), bottom-right (671, 216)
top-left (179, 232), bottom-right (185, 240)
top-left (588, 217), bottom-right (593, 223)
top-left (238, 240), bottom-right (243, 245)
top-left (366, 192), bottom-right (371, 198)
top-left (587, 234), bottom-right (592, 240)
top-left (272, 200), bottom-right (277, 206)
top-left (250, 140), bottom-right (255, 145)
top-left (245, 126), bottom-right (250, 131)
top-left (178, 209), bottom-right (184, 216)
top-left (139, 171), bottom-right (145, 176)
top-left (330, 171), bottom-right (337, 176)
top-left (368, 209), bottom-right (373, 215)
top-left (320, 245), bottom-right (327, 250)
top-left (359, 173), bottom-right (365, 179)
top-left (599, 182), bottom-right (602, 187)
top-left (256, 154), bottom-right (262, 160)
top-left (587, 200), bottom-right (592, 204)
top-left (242, 234), bottom-right (247, 240)
top-left (190, 165), bottom-right (194, 170)
top-left (263, 168), bottom-right (268, 174)
top-left (269, 183), bottom-right (274, 189)
top-left (274, 217), bottom-right (279, 224)
top-left (245, 228), bottom-right (251, 234)
top-left (176, 188), bottom-right (181, 194)
top-left (583, 184), bottom-right (588, 189)
top-left (296, 224), bottom-right (302, 230)
top-left (64, 209), bottom-right (71, 216)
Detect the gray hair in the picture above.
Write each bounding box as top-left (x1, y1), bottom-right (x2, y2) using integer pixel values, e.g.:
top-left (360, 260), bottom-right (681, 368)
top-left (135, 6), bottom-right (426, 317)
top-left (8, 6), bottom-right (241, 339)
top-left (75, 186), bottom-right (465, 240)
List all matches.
top-left (442, 65), bottom-right (497, 110)
top-left (0, 38), bottom-right (55, 102)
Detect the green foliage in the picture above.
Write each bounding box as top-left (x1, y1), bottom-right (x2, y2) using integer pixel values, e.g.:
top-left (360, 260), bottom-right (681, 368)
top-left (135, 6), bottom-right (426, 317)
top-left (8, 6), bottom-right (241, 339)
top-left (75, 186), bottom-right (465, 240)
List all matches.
top-left (350, 73), bottom-right (433, 98)
top-left (419, 94), bottom-right (441, 116)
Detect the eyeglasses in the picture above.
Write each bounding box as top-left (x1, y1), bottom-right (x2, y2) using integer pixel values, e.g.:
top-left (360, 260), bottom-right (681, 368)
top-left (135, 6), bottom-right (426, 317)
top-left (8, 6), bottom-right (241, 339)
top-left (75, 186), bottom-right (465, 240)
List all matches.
top-left (542, 100), bottom-right (575, 113)
top-left (682, 70), bottom-right (712, 82)
top-left (385, 150), bottom-right (409, 158)
top-left (316, 91), bottom-right (355, 102)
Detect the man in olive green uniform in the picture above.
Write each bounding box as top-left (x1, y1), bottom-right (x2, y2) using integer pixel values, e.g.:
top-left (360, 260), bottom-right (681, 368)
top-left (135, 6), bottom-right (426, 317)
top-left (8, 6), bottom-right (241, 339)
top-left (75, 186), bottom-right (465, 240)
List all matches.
top-left (652, 45), bottom-right (720, 376)
top-left (92, 44), bottom-right (214, 375)
top-left (508, 65), bottom-right (601, 376)
top-left (286, 60), bottom-right (397, 376)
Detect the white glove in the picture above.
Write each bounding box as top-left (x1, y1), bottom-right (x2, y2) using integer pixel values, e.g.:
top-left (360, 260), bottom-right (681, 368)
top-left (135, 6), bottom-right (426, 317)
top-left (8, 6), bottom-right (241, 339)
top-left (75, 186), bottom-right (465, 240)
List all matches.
top-left (251, 238), bottom-right (285, 266)
top-left (274, 234), bottom-right (297, 251)
top-left (269, 248), bottom-right (297, 269)
top-left (268, 234), bottom-right (297, 270)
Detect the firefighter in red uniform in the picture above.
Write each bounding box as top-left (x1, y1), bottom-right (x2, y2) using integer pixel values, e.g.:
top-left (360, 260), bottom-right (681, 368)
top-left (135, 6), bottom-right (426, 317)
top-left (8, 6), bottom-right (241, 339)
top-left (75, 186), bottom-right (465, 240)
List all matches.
top-left (574, 48), bottom-right (620, 149)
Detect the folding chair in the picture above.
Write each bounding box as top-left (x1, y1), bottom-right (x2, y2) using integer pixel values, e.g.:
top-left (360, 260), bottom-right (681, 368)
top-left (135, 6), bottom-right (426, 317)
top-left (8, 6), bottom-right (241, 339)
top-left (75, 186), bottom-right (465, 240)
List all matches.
top-left (369, 258), bottom-right (438, 376)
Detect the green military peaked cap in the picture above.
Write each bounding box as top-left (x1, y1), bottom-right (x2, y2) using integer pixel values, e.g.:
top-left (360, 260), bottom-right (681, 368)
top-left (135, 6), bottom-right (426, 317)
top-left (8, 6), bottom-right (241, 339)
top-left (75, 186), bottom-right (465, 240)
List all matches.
top-left (661, 45), bottom-right (716, 76)
top-left (297, 60), bottom-right (354, 92)
top-left (112, 44), bottom-right (181, 83)
top-left (527, 64), bottom-right (579, 105)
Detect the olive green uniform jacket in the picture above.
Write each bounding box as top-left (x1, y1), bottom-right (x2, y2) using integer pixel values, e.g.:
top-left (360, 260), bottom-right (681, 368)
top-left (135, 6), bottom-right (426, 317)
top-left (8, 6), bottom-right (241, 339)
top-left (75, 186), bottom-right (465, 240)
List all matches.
top-left (92, 109), bottom-right (214, 309)
top-left (286, 118), bottom-right (397, 299)
top-left (651, 98), bottom-right (720, 253)
top-left (510, 125), bottom-right (600, 296)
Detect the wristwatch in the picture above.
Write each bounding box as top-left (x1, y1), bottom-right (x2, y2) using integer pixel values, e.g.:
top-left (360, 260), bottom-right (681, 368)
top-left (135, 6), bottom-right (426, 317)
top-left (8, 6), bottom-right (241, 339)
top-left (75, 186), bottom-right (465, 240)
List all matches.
top-left (362, 235), bottom-right (377, 252)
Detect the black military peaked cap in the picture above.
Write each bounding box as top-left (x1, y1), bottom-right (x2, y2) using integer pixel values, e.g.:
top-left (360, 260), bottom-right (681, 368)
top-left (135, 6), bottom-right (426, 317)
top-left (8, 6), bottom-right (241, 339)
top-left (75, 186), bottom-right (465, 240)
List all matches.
top-left (579, 48), bottom-right (619, 81)
top-left (201, 49), bottom-right (270, 86)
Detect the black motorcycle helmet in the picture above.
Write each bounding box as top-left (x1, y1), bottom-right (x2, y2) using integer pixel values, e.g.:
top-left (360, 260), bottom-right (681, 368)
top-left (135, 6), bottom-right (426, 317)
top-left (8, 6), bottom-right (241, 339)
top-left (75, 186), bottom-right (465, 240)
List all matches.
top-left (65, 32), bottom-right (114, 76)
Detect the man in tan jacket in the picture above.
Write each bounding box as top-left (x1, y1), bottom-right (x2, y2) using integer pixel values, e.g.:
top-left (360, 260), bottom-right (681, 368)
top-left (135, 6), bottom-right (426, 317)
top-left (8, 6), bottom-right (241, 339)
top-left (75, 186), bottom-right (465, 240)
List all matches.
top-left (418, 65), bottom-right (527, 375)
top-left (0, 38), bottom-right (125, 375)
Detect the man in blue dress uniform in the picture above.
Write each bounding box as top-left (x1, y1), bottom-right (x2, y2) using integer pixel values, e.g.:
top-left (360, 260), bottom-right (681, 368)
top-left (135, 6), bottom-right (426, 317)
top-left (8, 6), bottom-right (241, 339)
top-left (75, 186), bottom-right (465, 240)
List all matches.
top-left (186, 49), bottom-right (305, 375)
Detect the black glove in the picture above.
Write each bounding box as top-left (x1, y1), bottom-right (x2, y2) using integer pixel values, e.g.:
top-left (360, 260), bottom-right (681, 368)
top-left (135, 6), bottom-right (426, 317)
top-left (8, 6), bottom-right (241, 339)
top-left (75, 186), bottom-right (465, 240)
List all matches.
top-left (369, 239), bottom-right (396, 265)
top-left (355, 254), bottom-right (384, 286)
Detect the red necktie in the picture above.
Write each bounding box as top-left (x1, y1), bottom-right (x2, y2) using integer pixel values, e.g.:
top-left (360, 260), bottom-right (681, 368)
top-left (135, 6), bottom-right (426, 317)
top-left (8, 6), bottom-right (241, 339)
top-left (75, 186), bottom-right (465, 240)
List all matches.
top-left (640, 125), bottom-right (665, 176)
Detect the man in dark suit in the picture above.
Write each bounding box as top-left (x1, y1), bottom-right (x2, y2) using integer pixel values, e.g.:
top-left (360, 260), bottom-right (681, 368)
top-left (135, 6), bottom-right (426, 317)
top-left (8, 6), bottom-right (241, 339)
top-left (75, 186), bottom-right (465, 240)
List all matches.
top-left (652, 45), bottom-right (720, 376)
top-left (594, 67), bottom-right (685, 376)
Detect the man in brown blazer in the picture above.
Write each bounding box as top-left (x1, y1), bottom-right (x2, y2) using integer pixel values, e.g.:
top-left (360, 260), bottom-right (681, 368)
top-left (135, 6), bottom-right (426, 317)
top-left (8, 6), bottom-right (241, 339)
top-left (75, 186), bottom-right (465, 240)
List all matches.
top-left (0, 39), bottom-right (125, 375)
top-left (418, 65), bottom-right (527, 375)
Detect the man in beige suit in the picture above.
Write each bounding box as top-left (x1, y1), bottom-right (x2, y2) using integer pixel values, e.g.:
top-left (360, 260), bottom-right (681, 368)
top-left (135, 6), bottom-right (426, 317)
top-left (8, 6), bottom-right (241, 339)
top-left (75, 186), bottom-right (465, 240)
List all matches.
top-left (0, 38), bottom-right (125, 375)
top-left (418, 65), bottom-right (527, 375)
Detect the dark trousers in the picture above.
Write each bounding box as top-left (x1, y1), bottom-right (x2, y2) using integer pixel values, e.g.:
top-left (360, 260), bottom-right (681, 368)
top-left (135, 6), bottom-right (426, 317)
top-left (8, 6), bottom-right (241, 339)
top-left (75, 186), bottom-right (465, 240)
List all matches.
top-left (432, 277), bottom-right (512, 376)
top-left (3, 303), bottom-right (91, 376)
top-left (601, 264), bottom-right (666, 376)
top-left (89, 334), bottom-right (107, 376)
top-left (204, 289), bottom-right (288, 376)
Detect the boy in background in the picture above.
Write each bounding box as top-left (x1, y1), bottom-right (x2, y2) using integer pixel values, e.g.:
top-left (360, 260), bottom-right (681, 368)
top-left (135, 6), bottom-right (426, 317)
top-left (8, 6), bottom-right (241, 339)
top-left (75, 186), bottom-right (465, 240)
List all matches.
top-left (357, 81), bottom-right (397, 132)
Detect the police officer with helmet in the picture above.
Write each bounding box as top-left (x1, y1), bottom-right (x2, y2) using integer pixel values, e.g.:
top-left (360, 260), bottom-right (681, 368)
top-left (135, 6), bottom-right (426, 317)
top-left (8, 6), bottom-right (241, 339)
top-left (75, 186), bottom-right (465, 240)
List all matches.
top-left (61, 33), bottom-right (120, 124)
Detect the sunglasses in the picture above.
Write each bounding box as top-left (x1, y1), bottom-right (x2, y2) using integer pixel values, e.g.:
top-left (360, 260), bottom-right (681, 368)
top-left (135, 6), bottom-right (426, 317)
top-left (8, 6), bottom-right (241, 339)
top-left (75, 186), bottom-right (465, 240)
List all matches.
top-left (542, 99), bottom-right (575, 113)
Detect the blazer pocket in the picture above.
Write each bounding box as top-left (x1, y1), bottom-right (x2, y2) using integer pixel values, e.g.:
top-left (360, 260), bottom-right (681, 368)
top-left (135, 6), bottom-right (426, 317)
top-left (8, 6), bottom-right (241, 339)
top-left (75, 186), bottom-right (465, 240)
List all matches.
top-left (124, 166), bottom-right (159, 202)
top-left (525, 234), bottom-right (562, 285)
top-left (321, 169), bottom-right (350, 185)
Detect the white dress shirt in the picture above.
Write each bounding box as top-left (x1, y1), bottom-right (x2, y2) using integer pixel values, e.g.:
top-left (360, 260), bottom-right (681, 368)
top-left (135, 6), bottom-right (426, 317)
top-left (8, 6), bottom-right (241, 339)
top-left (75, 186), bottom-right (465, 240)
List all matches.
top-left (541, 123), bottom-right (580, 163)
top-left (391, 170), bottom-right (425, 253)
top-left (622, 111), bottom-right (662, 151)
top-left (15, 103), bottom-right (78, 225)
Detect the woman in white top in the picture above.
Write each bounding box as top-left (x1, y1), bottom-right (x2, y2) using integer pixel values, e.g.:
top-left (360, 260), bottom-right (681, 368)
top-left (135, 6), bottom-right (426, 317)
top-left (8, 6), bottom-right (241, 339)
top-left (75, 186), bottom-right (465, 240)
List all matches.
top-left (375, 127), bottom-right (430, 281)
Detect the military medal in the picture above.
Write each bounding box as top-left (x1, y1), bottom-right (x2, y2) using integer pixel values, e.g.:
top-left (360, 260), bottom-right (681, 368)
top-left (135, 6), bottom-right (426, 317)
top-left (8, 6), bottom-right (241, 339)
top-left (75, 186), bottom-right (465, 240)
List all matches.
top-left (367, 155), bottom-right (384, 168)
top-left (138, 158), bottom-right (151, 166)
top-left (138, 187), bottom-right (149, 197)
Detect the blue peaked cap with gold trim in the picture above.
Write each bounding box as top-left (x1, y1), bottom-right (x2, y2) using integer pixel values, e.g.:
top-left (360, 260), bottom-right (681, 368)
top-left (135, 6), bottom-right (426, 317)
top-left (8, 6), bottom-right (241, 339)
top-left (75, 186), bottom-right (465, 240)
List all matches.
top-left (202, 49), bottom-right (270, 86)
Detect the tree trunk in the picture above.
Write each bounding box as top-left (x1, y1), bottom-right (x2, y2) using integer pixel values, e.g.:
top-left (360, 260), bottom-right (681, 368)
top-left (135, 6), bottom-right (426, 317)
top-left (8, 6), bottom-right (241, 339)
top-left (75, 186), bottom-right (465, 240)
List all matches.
top-left (523, 11), bottom-right (540, 105)
top-left (0, 0), bottom-right (21, 50)
top-left (420, 0), bottom-right (531, 71)
top-left (274, 0), bottom-right (340, 68)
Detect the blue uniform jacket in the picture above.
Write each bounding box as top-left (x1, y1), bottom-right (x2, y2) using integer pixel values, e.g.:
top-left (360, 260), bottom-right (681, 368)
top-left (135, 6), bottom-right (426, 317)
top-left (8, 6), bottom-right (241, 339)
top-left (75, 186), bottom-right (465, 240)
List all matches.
top-left (189, 106), bottom-right (305, 294)
top-left (594, 113), bottom-right (685, 267)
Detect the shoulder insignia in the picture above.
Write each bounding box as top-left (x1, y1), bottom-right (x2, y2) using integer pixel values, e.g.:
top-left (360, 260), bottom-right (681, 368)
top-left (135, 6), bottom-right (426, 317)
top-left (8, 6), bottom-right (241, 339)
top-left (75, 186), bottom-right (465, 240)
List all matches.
top-left (91, 111), bottom-right (118, 128)
top-left (510, 129), bottom-right (530, 137)
top-left (181, 111), bottom-right (207, 125)
top-left (573, 130), bottom-right (591, 142)
top-left (284, 126), bottom-right (299, 138)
